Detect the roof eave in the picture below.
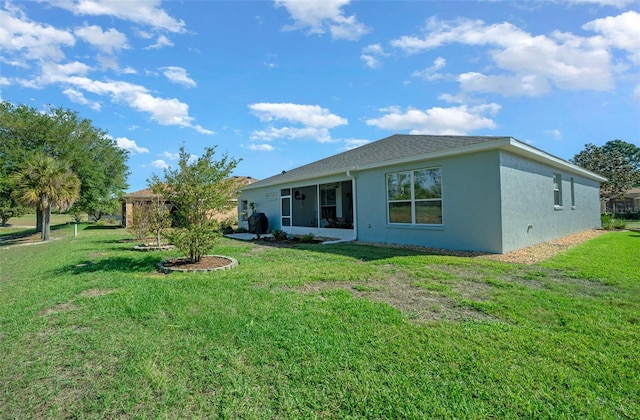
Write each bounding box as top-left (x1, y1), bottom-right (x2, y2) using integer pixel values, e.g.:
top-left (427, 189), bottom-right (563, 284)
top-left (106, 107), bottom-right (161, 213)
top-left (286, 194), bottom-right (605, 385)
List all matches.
top-left (502, 139), bottom-right (607, 182)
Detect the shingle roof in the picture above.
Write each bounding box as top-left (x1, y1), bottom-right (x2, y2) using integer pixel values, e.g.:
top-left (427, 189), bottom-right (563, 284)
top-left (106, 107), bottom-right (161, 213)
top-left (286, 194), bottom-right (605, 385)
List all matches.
top-left (123, 176), bottom-right (260, 199)
top-left (245, 134), bottom-right (511, 189)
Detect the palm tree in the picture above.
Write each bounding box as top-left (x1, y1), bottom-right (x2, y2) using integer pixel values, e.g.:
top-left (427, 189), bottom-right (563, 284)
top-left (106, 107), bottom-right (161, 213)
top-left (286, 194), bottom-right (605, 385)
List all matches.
top-left (11, 153), bottom-right (81, 241)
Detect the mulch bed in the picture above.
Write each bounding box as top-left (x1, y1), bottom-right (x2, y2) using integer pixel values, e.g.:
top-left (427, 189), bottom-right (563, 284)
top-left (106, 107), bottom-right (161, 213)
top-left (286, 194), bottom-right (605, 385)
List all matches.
top-left (157, 255), bottom-right (238, 273)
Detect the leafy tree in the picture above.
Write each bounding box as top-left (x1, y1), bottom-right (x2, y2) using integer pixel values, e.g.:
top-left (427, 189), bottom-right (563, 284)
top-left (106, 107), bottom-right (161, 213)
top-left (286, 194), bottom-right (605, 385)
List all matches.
top-left (572, 143), bottom-right (640, 201)
top-left (10, 153), bottom-right (81, 241)
top-left (0, 101), bottom-right (129, 227)
top-left (0, 195), bottom-right (27, 226)
top-left (148, 146), bottom-right (240, 263)
top-left (0, 171), bottom-right (27, 225)
top-left (601, 139), bottom-right (640, 174)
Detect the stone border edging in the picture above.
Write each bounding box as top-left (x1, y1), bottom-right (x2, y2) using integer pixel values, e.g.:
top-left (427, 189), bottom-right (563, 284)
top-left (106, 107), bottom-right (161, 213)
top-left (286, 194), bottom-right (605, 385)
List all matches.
top-left (157, 255), bottom-right (238, 273)
top-left (132, 244), bottom-right (175, 251)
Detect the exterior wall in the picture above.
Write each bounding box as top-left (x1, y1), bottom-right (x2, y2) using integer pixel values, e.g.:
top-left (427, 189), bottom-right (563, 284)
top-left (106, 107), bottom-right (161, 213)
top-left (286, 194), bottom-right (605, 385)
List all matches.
top-left (498, 151), bottom-right (601, 253)
top-left (354, 151), bottom-right (504, 253)
top-left (239, 150), bottom-right (602, 253)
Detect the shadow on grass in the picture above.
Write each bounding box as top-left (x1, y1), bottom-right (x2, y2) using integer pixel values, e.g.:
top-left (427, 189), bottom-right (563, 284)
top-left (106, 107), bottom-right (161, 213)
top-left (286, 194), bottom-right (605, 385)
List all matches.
top-left (0, 222), bottom-right (76, 246)
top-left (55, 254), bottom-right (164, 275)
top-left (244, 238), bottom-right (474, 261)
top-left (83, 224), bottom-right (121, 230)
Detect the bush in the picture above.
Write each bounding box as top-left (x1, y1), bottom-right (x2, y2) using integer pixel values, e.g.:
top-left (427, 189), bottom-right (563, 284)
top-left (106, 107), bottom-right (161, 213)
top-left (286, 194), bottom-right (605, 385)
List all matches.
top-left (271, 229), bottom-right (288, 241)
top-left (601, 213), bottom-right (628, 230)
top-left (299, 233), bottom-right (316, 243)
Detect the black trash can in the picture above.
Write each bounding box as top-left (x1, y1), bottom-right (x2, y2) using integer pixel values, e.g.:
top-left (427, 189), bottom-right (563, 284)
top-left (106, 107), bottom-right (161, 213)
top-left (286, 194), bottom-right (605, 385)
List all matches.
top-left (248, 213), bottom-right (268, 234)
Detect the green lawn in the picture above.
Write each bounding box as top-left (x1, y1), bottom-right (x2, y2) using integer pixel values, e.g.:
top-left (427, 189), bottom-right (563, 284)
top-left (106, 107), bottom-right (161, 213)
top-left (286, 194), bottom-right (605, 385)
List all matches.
top-left (1, 226), bottom-right (638, 418)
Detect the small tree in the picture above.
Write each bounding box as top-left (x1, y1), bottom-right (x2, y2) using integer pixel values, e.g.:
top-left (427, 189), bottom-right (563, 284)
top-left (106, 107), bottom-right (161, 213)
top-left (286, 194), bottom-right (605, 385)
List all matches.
top-left (148, 146), bottom-right (240, 263)
top-left (10, 153), bottom-right (81, 241)
top-left (127, 201), bottom-right (152, 240)
top-left (148, 196), bottom-right (172, 247)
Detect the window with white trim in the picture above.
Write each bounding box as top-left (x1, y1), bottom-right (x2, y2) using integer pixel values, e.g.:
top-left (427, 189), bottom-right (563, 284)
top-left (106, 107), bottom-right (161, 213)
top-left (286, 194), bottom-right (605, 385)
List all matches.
top-left (570, 177), bottom-right (575, 209)
top-left (387, 167), bottom-right (442, 225)
top-left (553, 173), bottom-right (563, 208)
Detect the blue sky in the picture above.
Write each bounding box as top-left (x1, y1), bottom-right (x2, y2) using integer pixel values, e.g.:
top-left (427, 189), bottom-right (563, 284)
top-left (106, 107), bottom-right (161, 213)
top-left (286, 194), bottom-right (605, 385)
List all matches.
top-left (1, 0), bottom-right (639, 193)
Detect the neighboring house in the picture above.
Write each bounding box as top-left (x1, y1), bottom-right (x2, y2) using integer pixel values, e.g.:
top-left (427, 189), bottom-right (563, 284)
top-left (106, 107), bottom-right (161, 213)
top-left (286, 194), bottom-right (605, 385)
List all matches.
top-left (238, 134), bottom-right (606, 254)
top-left (602, 187), bottom-right (640, 213)
top-left (121, 176), bottom-right (258, 228)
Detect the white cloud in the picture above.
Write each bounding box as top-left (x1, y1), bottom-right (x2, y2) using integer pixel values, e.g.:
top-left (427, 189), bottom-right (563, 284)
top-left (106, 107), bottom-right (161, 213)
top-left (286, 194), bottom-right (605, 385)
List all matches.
top-left (361, 43), bottom-right (388, 69)
top-left (62, 88), bottom-right (101, 111)
top-left (49, 0), bottom-right (186, 33)
top-left (151, 159), bottom-right (169, 169)
top-left (161, 66), bottom-right (196, 88)
top-left (250, 103), bottom-right (347, 128)
top-left (0, 9), bottom-right (75, 63)
top-left (39, 72), bottom-right (212, 133)
top-left (457, 72), bottom-right (551, 96)
top-left (146, 34), bottom-right (174, 49)
top-left (116, 137), bottom-right (150, 154)
top-left (365, 104), bottom-right (500, 135)
top-left (274, 0), bottom-right (368, 40)
top-left (412, 57), bottom-right (447, 81)
top-left (567, 0), bottom-right (637, 8)
top-left (74, 24), bottom-right (128, 54)
top-left (247, 143), bottom-right (275, 151)
top-left (249, 102), bottom-right (347, 143)
top-left (582, 11), bottom-right (640, 64)
top-left (390, 14), bottom-right (640, 96)
top-left (159, 151), bottom-right (180, 160)
top-left (40, 61), bottom-right (93, 81)
top-left (544, 129), bottom-right (563, 139)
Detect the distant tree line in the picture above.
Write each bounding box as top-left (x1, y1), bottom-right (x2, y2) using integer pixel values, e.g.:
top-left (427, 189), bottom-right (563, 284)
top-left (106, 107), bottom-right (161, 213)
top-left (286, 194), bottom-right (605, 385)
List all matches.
top-left (0, 101), bottom-right (129, 240)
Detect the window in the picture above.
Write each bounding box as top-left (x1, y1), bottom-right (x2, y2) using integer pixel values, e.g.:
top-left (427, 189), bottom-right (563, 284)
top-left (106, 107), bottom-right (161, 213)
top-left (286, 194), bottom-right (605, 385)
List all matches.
top-left (281, 189), bottom-right (291, 227)
top-left (553, 173), bottom-right (563, 208)
top-left (570, 177), bottom-right (575, 209)
top-left (240, 200), bottom-right (248, 221)
top-left (387, 167), bottom-right (442, 225)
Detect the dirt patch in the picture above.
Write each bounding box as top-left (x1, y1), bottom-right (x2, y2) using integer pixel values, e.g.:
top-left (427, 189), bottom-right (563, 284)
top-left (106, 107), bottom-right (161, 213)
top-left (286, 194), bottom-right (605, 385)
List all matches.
top-left (79, 288), bottom-right (115, 298)
top-left (287, 269), bottom-right (498, 324)
top-left (39, 303), bottom-right (80, 316)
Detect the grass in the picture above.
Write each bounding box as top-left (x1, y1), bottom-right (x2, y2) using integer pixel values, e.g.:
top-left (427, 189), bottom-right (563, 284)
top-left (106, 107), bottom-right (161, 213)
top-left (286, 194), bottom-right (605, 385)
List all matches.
top-left (1, 226), bottom-right (639, 418)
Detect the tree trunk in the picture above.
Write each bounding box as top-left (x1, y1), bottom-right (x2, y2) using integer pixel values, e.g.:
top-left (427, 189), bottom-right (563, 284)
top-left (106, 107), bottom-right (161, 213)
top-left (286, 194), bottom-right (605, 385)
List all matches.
top-left (36, 209), bottom-right (43, 233)
top-left (42, 205), bottom-right (51, 241)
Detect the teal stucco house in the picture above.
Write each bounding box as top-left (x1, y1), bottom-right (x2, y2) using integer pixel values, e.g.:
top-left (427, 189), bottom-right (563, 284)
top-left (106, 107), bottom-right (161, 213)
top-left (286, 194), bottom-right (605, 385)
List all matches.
top-left (238, 135), bottom-right (605, 254)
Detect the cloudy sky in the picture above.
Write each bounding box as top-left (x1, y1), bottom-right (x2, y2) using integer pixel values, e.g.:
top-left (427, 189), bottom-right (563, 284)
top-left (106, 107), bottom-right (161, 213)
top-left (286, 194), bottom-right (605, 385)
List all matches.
top-left (1, 0), bottom-right (639, 192)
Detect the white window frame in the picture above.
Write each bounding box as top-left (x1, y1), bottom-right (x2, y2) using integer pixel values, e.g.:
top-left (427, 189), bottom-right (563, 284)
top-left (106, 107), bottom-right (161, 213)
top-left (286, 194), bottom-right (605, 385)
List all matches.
top-left (553, 173), bottom-right (563, 209)
top-left (386, 167), bottom-right (443, 226)
top-left (570, 177), bottom-right (576, 209)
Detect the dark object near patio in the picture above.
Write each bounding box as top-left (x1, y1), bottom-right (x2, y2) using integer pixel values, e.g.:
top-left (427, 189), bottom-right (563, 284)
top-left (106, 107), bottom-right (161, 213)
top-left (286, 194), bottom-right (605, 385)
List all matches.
top-left (248, 213), bottom-right (268, 234)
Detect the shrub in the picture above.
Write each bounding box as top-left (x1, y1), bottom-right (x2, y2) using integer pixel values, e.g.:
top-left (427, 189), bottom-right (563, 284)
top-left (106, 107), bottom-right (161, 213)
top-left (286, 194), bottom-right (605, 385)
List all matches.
top-left (219, 216), bottom-right (237, 234)
top-left (299, 233), bottom-right (316, 243)
top-left (271, 229), bottom-right (288, 241)
top-left (601, 213), bottom-right (628, 230)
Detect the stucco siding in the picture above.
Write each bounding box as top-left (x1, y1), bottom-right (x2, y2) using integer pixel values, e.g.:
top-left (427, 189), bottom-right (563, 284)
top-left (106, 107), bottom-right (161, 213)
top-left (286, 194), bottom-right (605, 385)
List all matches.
top-left (354, 151), bottom-right (504, 253)
top-left (499, 151), bottom-right (601, 253)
